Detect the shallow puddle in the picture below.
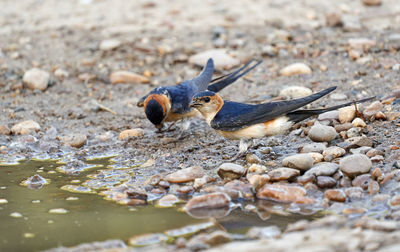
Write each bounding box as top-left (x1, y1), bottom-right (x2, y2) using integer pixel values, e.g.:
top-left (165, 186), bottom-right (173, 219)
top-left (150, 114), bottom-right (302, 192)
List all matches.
top-left (0, 159), bottom-right (312, 251)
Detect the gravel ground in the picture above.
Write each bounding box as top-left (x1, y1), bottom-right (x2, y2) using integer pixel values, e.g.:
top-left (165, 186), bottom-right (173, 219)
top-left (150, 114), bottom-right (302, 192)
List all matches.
top-left (1, 0), bottom-right (400, 251)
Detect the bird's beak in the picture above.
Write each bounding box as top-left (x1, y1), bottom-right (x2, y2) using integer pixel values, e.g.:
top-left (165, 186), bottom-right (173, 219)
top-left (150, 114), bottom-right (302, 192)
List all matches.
top-left (155, 123), bottom-right (163, 129)
top-left (189, 100), bottom-right (201, 108)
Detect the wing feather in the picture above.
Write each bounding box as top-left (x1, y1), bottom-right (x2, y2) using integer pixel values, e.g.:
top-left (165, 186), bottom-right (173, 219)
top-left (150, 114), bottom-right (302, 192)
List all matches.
top-left (211, 87), bottom-right (337, 131)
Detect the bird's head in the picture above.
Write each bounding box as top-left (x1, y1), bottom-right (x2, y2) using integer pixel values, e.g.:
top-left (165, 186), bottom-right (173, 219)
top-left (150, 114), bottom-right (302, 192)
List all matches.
top-left (190, 91), bottom-right (224, 123)
top-left (143, 88), bottom-right (171, 129)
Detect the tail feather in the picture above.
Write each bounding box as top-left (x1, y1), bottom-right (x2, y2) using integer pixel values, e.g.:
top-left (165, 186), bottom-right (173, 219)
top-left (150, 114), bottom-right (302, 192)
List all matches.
top-left (192, 58), bottom-right (215, 91)
top-left (287, 96), bottom-right (376, 123)
top-left (207, 59), bottom-right (262, 92)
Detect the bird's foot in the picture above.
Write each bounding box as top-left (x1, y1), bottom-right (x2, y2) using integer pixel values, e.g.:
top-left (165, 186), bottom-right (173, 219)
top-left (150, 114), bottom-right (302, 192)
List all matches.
top-left (228, 150), bottom-right (247, 162)
top-left (227, 139), bottom-right (253, 162)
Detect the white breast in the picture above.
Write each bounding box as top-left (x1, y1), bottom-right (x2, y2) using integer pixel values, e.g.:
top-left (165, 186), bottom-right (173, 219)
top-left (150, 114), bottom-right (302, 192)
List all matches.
top-left (216, 116), bottom-right (293, 140)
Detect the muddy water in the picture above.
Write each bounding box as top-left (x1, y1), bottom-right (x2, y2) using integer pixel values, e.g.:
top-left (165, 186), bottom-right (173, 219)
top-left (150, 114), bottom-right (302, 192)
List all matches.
top-left (0, 159), bottom-right (310, 251)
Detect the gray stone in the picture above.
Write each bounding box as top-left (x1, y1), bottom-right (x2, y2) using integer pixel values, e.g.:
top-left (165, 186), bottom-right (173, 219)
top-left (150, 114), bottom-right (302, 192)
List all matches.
top-left (305, 162), bottom-right (339, 177)
top-left (308, 123), bottom-right (337, 142)
top-left (282, 154), bottom-right (314, 171)
top-left (339, 154), bottom-right (372, 178)
top-left (217, 163), bottom-right (246, 180)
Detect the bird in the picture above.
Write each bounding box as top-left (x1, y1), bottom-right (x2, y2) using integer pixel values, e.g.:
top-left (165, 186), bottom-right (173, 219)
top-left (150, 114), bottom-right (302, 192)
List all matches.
top-left (137, 58), bottom-right (262, 132)
top-left (189, 86), bottom-right (374, 160)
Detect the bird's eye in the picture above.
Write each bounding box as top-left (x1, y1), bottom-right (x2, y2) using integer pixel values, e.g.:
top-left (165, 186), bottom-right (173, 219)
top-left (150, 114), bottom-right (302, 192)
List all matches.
top-left (204, 97), bottom-right (211, 103)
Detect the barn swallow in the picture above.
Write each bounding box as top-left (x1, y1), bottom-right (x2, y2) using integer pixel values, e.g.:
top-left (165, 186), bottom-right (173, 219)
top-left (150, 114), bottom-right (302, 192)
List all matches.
top-left (190, 86), bottom-right (374, 160)
top-left (137, 58), bottom-right (262, 131)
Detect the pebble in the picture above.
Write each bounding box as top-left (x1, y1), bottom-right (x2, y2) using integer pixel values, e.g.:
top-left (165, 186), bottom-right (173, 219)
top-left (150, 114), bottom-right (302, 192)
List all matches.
top-left (362, 0), bottom-right (381, 6)
top-left (54, 68), bottom-right (69, 79)
top-left (247, 174), bottom-right (269, 191)
top-left (157, 194), bottom-right (179, 208)
top-left (363, 101), bottom-right (383, 120)
top-left (349, 146), bottom-right (372, 155)
top-left (300, 142), bottom-right (327, 153)
top-left (370, 155), bottom-right (384, 162)
top-left (49, 208), bottom-right (69, 214)
top-left (246, 153), bottom-right (261, 164)
top-left (61, 134), bottom-right (87, 148)
top-left (23, 68), bottom-right (50, 91)
top-left (354, 218), bottom-right (397, 232)
top-left (368, 180), bottom-right (380, 194)
top-left (110, 71), bottom-right (149, 84)
top-left (178, 185), bottom-right (194, 194)
top-left (268, 167), bottom-right (300, 182)
top-left (305, 162), bottom-right (339, 177)
top-left (10, 212), bottom-right (23, 218)
top-left (205, 231), bottom-right (232, 246)
top-left (279, 86), bottom-right (312, 99)
top-left (316, 176), bottom-right (337, 188)
top-left (282, 154), bottom-right (314, 171)
top-left (194, 176), bottom-right (213, 190)
top-left (352, 118), bottom-right (367, 128)
top-left (325, 12), bottom-right (342, 27)
top-left (308, 152), bottom-right (324, 163)
top-left (348, 38), bottom-right (376, 52)
top-left (261, 45), bottom-right (276, 57)
top-left (189, 49), bottom-right (240, 70)
top-left (165, 166), bottom-right (205, 183)
top-left (99, 39), bottom-right (121, 51)
top-left (324, 189), bottom-right (346, 202)
top-left (389, 195), bottom-right (400, 207)
top-left (318, 111), bottom-right (339, 121)
top-left (340, 154), bottom-right (372, 178)
top-left (0, 199), bottom-right (8, 204)
top-left (346, 136), bottom-right (373, 147)
top-left (308, 123), bottom-right (337, 142)
top-left (322, 146), bottom-right (346, 161)
top-left (22, 174), bottom-right (48, 189)
top-left (338, 106), bottom-right (355, 123)
top-left (279, 63), bottom-right (312, 76)
top-left (350, 178), bottom-right (369, 194)
top-left (345, 187), bottom-right (364, 198)
top-left (248, 164), bottom-right (267, 174)
top-left (330, 93), bottom-right (348, 101)
top-left (342, 15), bottom-right (362, 32)
top-left (0, 125), bottom-right (10, 135)
top-left (184, 192), bottom-right (231, 210)
top-left (11, 120), bottom-right (41, 135)
top-left (118, 129), bottom-right (145, 140)
top-left (375, 111), bottom-right (386, 120)
top-left (24, 233), bottom-right (35, 238)
top-left (257, 184), bottom-right (314, 204)
top-left (371, 167), bottom-right (383, 180)
top-left (217, 163), bottom-right (246, 180)
top-left (246, 226), bottom-right (281, 239)
top-left (129, 233), bottom-right (167, 247)
top-left (335, 123), bottom-right (353, 133)
top-left (296, 174), bottom-right (315, 185)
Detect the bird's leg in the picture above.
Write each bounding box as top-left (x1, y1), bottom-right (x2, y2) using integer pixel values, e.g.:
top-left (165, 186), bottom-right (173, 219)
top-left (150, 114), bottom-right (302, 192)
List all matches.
top-left (175, 120), bottom-right (191, 140)
top-left (165, 121), bottom-right (178, 132)
top-left (229, 139), bottom-right (253, 161)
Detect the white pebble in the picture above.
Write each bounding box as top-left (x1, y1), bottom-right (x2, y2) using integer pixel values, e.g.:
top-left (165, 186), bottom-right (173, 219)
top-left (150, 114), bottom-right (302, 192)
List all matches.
top-left (49, 208), bottom-right (69, 214)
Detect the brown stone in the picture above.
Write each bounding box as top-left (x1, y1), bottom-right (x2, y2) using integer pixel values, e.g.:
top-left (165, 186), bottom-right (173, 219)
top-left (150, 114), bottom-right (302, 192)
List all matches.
top-left (257, 184), bottom-right (314, 204)
top-left (184, 192), bottom-right (231, 210)
top-left (324, 189), bottom-right (346, 202)
top-left (268, 167), bottom-right (300, 182)
top-left (165, 166), bottom-right (205, 183)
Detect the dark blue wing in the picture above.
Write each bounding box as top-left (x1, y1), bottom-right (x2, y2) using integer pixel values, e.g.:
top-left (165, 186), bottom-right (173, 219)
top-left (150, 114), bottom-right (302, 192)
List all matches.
top-left (211, 87), bottom-right (337, 131)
